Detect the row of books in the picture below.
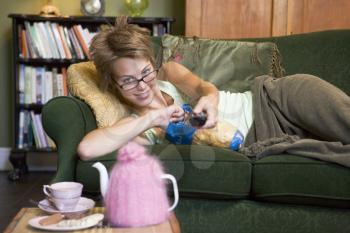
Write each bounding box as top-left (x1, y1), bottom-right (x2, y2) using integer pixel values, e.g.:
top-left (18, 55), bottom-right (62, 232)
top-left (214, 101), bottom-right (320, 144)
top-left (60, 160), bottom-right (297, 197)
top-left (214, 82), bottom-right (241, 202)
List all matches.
top-left (18, 110), bottom-right (56, 149)
top-left (18, 65), bottom-right (68, 105)
top-left (19, 21), bottom-right (98, 60)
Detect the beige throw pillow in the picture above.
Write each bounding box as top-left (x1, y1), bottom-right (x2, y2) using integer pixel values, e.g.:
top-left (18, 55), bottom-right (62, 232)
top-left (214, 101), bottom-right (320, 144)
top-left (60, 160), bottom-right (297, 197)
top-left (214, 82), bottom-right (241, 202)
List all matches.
top-left (67, 62), bottom-right (129, 128)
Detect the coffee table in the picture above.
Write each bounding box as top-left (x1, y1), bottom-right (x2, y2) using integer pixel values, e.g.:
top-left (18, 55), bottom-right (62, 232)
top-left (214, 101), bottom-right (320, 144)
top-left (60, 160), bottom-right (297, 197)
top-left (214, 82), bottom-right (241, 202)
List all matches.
top-left (4, 207), bottom-right (178, 232)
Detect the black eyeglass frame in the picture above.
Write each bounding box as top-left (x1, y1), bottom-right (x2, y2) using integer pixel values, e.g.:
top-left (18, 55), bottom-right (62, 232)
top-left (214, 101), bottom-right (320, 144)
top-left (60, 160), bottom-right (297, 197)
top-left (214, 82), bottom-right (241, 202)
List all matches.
top-left (115, 69), bottom-right (159, 91)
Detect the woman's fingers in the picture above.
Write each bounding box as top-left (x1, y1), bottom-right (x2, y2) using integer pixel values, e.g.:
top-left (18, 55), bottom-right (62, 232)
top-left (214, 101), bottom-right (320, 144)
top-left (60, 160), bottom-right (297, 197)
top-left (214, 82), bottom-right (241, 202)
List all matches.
top-left (193, 99), bottom-right (206, 115)
top-left (168, 105), bottom-right (185, 122)
top-left (149, 105), bottom-right (182, 128)
top-left (193, 97), bottom-right (218, 129)
top-left (202, 113), bottom-right (217, 128)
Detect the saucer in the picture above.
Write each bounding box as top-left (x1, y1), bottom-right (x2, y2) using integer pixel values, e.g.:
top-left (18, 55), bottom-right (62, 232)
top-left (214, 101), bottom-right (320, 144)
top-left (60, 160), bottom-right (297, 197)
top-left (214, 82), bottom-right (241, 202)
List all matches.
top-left (38, 197), bottom-right (95, 215)
top-left (28, 213), bottom-right (104, 231)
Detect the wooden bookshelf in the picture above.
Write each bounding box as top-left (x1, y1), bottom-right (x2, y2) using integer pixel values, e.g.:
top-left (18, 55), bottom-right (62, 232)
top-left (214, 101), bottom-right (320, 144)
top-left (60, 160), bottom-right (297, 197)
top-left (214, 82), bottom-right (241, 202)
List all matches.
top-left (8, 14), bottom-right (175, 180)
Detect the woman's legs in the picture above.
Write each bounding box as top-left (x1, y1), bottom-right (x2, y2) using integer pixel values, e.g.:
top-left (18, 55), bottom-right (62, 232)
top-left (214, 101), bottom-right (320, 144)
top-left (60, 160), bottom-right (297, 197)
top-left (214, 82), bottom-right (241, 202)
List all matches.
top-left (265, 74), bottom-right (350, 144)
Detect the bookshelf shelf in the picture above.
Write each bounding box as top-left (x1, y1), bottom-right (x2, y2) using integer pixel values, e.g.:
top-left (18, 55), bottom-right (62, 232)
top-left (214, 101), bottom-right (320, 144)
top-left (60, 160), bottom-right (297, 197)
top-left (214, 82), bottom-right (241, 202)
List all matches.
top-left (12, 147), bottom-right (56, 153)
top-left (19, 58), bottom-right (86, 66)
top-left (17, 104), bottom-right (44, 111)
top-left (8, 14), bottom-right (175, 180)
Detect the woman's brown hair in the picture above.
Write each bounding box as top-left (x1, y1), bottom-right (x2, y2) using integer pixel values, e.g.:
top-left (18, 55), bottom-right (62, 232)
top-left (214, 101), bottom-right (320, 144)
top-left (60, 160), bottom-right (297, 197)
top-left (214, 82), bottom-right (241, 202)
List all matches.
top-left (89, 16), bottom-right (155, 93)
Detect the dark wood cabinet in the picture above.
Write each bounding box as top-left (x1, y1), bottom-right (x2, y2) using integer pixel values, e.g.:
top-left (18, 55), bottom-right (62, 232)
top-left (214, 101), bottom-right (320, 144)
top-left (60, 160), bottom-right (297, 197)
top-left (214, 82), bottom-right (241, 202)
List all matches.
top-left (186, 0), bottom-right (350, 39)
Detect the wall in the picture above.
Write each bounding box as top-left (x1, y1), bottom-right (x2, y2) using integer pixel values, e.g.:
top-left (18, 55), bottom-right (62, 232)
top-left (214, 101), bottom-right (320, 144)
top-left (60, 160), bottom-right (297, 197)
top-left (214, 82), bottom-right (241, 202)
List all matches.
top-left (0, 0), bottom-right (184, 148)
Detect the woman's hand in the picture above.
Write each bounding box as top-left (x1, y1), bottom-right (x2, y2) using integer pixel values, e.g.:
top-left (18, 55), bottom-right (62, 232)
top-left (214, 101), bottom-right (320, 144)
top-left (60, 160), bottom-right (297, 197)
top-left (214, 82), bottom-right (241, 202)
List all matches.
top-left (149, 105), bottom-right (185, 129)
top-left (160, 62), bottom-right (219, 129)
top-left (193, 94), bottom-right (218, 129)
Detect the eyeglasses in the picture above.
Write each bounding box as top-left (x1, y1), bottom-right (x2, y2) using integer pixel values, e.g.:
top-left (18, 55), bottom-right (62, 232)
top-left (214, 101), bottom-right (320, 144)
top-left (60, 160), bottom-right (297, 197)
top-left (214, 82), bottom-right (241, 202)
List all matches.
top-left (115, 69), bottom-right (158, 91)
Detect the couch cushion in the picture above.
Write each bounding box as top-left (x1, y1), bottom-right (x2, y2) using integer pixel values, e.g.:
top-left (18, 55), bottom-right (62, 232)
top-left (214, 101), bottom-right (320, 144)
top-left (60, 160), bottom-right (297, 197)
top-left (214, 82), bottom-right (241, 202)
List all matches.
top-left (76, 144), bottom-right (252, 199)
top-left (252, 155), bottom-right (350, 208)
top-left (151, 145), bottom-right (252, 199)
top-left (162, 35), bottom-right (284, 93)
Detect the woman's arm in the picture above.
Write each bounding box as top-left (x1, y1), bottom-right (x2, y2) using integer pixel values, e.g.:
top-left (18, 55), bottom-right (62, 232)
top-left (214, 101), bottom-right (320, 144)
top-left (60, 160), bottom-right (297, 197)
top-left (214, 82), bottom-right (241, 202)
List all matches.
top-left (161, 62), bottom-right (219, 128)
top-left (77, 105), bottom-right (184, 160)
top-left (77, 115), bottom-right (153, 160)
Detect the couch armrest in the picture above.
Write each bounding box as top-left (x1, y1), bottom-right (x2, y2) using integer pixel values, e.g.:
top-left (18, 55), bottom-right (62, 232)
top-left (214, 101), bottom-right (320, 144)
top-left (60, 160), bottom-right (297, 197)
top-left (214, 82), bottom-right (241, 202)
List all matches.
top-left (42, 96), bottom-right (97, 182)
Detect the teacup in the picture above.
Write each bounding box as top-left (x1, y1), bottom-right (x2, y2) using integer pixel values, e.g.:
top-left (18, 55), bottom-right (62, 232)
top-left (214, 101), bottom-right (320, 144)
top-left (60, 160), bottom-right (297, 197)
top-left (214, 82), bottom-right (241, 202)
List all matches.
top-left (48, 196), bottom-right (81, 211)
top-left (43, 182), bottom-right (83, 199)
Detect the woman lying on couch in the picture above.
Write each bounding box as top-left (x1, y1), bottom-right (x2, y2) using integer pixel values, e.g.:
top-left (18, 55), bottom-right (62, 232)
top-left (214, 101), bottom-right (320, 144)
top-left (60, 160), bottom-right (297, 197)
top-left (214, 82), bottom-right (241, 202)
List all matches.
top-left (77, 17), bottom-right (350, 167)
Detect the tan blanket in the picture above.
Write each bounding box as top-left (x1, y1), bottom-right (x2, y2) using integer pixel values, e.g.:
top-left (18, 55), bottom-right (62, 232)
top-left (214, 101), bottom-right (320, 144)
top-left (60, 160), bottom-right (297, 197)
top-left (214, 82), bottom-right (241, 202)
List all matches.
top-left (240, 74), bottom-right (350, 168)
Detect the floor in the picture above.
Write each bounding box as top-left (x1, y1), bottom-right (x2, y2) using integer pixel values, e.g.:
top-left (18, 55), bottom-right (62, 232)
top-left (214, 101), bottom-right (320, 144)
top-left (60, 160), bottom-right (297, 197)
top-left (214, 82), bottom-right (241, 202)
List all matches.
top-left (0, 171), bottom-right (54, 231)
top-left (0, 171), bottom-right (100, 232)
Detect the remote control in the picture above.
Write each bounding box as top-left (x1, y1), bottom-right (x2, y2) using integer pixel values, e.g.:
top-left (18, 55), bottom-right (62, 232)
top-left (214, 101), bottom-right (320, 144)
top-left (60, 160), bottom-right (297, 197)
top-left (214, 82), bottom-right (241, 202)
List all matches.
top-left (189, 112), bottom-right (207, 127)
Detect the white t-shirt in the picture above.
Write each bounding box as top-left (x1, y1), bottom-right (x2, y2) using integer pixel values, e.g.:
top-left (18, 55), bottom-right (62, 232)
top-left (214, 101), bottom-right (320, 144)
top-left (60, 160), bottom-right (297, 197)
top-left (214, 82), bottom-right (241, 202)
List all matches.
top-left (218, 90), bottom-right (254, 138)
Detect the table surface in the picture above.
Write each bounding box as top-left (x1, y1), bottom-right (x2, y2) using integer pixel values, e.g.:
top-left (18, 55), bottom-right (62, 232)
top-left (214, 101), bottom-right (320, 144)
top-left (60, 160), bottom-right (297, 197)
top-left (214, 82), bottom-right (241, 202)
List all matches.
top-left (4, 207), bottom-right (175, 233)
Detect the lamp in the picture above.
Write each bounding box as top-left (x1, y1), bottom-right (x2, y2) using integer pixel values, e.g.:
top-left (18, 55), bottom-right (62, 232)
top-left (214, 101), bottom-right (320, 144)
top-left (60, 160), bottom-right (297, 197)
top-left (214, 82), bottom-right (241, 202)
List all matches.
top-left (124, 0), bottom-right (149, 17)
top-left (39, 0), bottom-right (61, 17)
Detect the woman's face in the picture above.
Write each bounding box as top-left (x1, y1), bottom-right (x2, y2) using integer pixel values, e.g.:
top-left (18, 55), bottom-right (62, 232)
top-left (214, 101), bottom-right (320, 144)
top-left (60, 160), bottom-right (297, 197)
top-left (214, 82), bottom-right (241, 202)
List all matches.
top-left (111, 57), bottom-right (157, 107)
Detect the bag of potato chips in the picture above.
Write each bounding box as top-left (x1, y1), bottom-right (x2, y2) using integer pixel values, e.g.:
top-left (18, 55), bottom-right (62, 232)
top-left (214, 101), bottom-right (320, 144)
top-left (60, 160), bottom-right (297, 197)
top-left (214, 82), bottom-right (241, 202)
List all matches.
top-left (165, 104), bottom-right (244, 150)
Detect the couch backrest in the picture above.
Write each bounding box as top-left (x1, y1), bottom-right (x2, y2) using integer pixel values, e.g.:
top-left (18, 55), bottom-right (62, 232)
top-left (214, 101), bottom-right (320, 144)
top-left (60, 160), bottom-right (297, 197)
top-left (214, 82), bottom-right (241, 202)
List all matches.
top-left (241, 30), bottom-right (350, 95)
top-left (154, 30), bottom-right (350, 95)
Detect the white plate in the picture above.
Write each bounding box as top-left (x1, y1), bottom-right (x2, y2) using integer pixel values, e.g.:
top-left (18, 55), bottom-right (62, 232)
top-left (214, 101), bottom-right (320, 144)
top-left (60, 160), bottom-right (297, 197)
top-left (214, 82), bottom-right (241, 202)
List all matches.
top-left (28, 214), bottom-right (104, 231)
top-left (38, 197), bottom-right (95, 215)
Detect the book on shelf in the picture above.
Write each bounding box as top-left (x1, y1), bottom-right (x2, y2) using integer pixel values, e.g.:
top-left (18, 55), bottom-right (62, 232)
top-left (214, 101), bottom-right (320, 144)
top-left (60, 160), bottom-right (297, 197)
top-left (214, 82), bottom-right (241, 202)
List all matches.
top-left (17, 111), bottom-right (25, 149)
top-left (52, 67), bottom-right (58, 98)
top-left (23, 65), bottom-right (32, 104)
top-left (19, 65), bottom-right (68, 105)
top-left (61, 67), bottom-right (68, 96)
top-left (18, 24), bottom-right (24, 58)
top-left (44, 70), bottom-right (53, 104)
top-left (18, 64), bottom-right (25, 104)
top-left (35, 67), bottom-right (43, 104)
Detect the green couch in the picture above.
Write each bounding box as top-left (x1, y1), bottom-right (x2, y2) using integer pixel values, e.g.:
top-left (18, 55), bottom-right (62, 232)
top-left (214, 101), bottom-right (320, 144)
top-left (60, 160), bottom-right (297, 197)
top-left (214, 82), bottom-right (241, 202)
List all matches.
top-left (42, 30), bottom-right (350, 233)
